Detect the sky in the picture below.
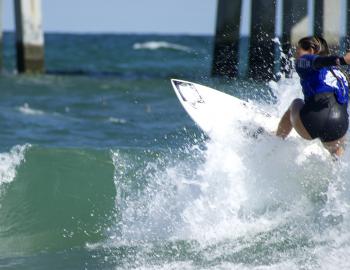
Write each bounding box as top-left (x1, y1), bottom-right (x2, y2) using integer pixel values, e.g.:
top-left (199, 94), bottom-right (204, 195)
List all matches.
top-left (3, 0), bottom-right (217, 35)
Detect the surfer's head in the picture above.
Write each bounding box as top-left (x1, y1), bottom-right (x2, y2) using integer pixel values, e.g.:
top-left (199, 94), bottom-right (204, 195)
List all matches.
top-left (296, 36), bottom-right (330, 57)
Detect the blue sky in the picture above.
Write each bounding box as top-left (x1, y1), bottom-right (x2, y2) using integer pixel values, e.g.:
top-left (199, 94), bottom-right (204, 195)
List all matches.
top-left (3, 0), bottom-right (217, 35)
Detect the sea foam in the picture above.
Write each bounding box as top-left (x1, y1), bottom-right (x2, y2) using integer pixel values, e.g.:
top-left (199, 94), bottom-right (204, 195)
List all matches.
top-left (0, 144), bottom-right (30, 185)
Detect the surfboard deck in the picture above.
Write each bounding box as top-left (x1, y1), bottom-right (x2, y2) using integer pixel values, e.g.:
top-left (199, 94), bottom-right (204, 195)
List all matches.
top-left (171, 79), bottom-right (275, 137)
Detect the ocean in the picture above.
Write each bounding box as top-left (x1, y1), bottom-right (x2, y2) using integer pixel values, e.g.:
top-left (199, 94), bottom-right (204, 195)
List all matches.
top-left (1, 32), bottom-right (350, 270)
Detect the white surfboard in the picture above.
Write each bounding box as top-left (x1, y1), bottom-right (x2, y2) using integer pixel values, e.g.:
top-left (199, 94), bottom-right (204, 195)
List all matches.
top-left (171, 79), bottom-right (277, 137)
top-left (171, 79), bottom-right (330, 160)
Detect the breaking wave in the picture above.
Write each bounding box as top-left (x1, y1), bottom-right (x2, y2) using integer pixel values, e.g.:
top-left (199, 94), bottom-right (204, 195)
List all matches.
top-left (133, 41), bottom-right (192, 52)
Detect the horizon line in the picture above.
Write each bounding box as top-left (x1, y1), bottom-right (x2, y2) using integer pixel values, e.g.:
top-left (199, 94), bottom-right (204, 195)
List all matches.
top-left (2, 30), bottom-right (214, 37)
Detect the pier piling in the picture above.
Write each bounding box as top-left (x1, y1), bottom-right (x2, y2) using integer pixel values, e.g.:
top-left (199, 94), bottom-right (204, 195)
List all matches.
top-left (14, 0), bottom-right (44, 73)
top-left (281, 0), bottom-right (307, 76)
top-left (307, 0), bottom-right (324, 36)
top-left (274, 0), bottom-right (283, 75)
top-left (212, 0), bottom-right (242, 78)
top-left (339, 0), bottom-right (350, 54)
top-left (211, 0), bottom-right (335, 80)
top-left (237, 0), bottom-right (251, 78)
top-left (0, 0), bottom-right (2, 71)
top-left (314, 0), bottom-right (324, 35)
top-left (248, 0), bottom-right (276, 80)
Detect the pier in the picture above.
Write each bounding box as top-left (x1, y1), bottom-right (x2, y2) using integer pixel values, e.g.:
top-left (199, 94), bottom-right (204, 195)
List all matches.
top-left (211, 1), bottom-right (241, 78)
top-left (212, 0), bottom-right (350, 80)
top-left (14, 0), bottom-right (44, 73)
top-left (0, 0), bottom-right (349, 78)
top-left (0, 0), bottom-right (2, 71)
top-left (0, 0), bottom-right (44, 74)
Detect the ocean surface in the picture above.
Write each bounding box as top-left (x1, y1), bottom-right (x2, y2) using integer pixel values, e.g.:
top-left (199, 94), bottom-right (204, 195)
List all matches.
top-left (1, 32), bottom-right (350, 270)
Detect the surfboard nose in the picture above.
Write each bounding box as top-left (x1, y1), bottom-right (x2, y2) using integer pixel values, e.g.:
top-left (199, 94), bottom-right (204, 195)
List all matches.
top-left (170, 78), bottom-right (181, 86)
top-left (171, 78), bottom-right (189, 85)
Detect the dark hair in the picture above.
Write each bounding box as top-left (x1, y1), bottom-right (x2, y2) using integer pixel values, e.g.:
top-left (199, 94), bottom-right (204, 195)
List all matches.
top-left (298, 36), bottom-right (330, 56)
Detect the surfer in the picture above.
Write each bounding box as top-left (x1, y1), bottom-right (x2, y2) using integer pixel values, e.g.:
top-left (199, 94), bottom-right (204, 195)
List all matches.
top-left (276, 36), bottom-right (350, 156)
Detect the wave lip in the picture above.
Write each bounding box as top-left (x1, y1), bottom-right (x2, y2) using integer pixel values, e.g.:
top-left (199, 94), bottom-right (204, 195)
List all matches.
top-left (0, 144), bottom-right (30, 185)
top-left (133, 41), bottom-right (192, 52)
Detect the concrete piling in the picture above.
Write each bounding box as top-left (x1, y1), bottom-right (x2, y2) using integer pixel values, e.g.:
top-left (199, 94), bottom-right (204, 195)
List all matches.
top-left (212, 0), bottom-right (242, 78)
top-left (307, 0), bottom-right (324, 36)
top-left (248, 0), bottom-right (276, 80)
top-left (237, 0), bottom-right (252, 78)
top-left (307, 0), bottom-right (315, 36)
top-left (273, 0), bottom-right (283, 75)
top-left (14, 0), bottom-right (44, 73)
top-left (314, 0), bottom-right (324, 36)
top-left (0, 0), bottom-right (2, 72)
top-left (347, 0), bottom-right (350, 52)
top-left (211, 0), bottom-right (338, 80)
top-left (281, 0), bottom-right (307, 76)
top-left (339, 0), bottom-right (349, 54)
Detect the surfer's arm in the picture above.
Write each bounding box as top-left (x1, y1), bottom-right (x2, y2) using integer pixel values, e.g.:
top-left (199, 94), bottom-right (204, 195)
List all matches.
top-left (312, 55), bottom-right (347, 69)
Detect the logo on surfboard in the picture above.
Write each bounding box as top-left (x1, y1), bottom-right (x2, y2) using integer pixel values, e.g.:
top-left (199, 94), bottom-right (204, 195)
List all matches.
top-left (173, 80), bottom-right (205, 109)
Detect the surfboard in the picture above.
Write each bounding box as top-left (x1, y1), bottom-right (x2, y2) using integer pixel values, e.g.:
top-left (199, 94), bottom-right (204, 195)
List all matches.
top-left (171, 79), bottom-right (276, 137)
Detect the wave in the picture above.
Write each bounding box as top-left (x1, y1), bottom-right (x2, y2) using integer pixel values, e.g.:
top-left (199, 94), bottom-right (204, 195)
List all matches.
top-left (2, 77), bottom-right (350, 269)
top-left (133, 41), bottom-right (192, 52)
top-left (17, 103), bottom-right (45, 116)
top-left (0, 146), bottom-right (117, 255)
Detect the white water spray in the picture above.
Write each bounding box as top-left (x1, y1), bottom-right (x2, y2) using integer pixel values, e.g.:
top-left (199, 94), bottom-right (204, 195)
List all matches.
top-left (111, 76), bottom-right (350, 269)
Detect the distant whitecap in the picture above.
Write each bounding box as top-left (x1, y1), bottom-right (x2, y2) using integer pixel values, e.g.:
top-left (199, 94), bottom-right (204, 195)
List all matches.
top-left (108, 117), bottom-right (127, 124)
top-left (133, 41), bottom-right (192, 53)
top-left (18, 103), bottom-right (45, 116)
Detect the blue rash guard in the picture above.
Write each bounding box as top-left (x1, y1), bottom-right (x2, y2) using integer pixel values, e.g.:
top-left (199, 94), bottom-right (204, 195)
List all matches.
top-left (295, 54), bottom-right (349, 104)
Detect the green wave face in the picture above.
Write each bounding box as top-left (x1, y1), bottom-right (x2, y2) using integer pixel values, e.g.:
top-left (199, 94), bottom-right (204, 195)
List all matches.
top-left (0, 146), bottom-right (116, 255)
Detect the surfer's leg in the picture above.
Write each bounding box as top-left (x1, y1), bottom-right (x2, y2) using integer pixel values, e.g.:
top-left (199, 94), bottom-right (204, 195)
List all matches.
top-left (322, 136), bottom-right (346, 157)
top-left (277, 99), bottom-right (312, 140)
top-left (289, 99), bottom-right (313, 140)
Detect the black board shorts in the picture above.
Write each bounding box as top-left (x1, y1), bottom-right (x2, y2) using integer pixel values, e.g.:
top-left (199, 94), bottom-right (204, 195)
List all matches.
top-left (300, 93), bottom-right (349, 142)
